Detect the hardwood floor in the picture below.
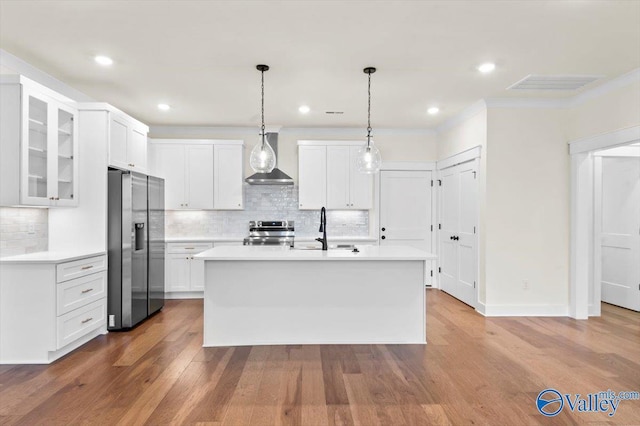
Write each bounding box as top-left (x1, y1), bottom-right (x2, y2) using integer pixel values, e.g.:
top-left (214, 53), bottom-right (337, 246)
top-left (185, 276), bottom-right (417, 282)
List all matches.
top-left (1, 290), bottom-right (638, 425)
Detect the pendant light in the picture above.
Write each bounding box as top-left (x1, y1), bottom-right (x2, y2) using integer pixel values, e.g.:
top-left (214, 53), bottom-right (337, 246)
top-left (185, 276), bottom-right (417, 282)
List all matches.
top-left (356, 67), bottom-right (382, 174)
top-left (249, 64), bottom-right (276, 173)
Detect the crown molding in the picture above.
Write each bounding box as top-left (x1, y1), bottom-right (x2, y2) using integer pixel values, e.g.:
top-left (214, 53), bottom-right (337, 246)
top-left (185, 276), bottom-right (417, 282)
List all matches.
top-left (435, 100), bottom-right (486, 134)
top-left (438, 68), bottom-right (640, 133)
top-left (0, 49), bottom-right (94, 102)
top-left (567, 67), bottom-right (640, 107)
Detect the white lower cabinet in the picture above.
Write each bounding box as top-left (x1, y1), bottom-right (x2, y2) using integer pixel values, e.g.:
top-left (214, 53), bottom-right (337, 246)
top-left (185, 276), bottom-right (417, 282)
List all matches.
top-left (165, 242), bottom-right (213, 298)
top-left (0, 254), bottom-right (108, 364)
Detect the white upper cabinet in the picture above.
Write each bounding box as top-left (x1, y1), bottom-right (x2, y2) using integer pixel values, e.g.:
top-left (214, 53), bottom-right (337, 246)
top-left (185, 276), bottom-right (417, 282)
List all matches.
top-left (326, 146), bottom-right (350, 209)
top-left (298, 141), bottom-right (372, 211)
top-left (186, 145), bottom-right (214, 209)
top-left (0, 75), bottom-right (79, 207)
top-left (149, 140), bottom-right (244, 210)
top-left (214, 143), bottom-right (244, 210)
top-left (298, 145), bottom-right (326, 210)
top-left (150, 143), bottom-right (186, 209)
top-left (108, 113), bottom-right (148, 173)
top-left (347, 145), bottom-right (373, 209)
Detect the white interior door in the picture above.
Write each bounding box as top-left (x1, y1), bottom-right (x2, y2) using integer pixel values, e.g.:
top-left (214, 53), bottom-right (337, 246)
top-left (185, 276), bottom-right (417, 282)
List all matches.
top-left (456, 162), bottom-right (478, 307)
top-left (438, 161), bottom-right (478, 308)
top-left (379, 170), bottom-right (433, 284)
top-left (438, 166), bottom-right (459, 298)
top-left (597, 156), bottom-right (640, 311)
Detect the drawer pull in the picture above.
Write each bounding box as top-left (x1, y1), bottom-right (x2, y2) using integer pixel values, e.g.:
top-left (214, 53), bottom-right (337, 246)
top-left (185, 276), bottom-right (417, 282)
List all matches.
top-left (81, 265), bottom-right (94, 270)
top-left (81, 317), bottom-right (93, 324)
top-left (184, 247), bottom-right (195, 250)
top-left (81, 288), bottom-right (94, 294)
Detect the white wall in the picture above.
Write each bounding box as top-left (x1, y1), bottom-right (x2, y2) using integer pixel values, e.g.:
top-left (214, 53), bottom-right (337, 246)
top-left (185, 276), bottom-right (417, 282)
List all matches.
top-left (485, 108), bottom-right (569, 310)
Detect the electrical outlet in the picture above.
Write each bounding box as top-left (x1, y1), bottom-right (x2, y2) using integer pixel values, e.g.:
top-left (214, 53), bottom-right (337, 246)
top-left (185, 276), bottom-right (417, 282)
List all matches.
top-left (27, 224), bottom-right (35, 235)
top-left (523, 280), bottom-right (529, 290)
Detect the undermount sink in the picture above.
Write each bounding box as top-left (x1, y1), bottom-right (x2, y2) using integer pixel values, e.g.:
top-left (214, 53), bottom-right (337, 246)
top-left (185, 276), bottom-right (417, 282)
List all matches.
top-left (291, 244), bottom-right (356, 251)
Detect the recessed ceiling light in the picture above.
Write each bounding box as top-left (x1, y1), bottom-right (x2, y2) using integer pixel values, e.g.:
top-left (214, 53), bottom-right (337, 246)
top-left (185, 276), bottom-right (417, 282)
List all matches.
top-left (299, 105), bottom-right (310, 114)
top-left (94, 55), bottom-right (113, 66)
top-left (157, 103), bottom-right (171, 111)
top-left (478, 62), bottom-right (496, 73)
top-left (427, 107), bottom-right (440, 115)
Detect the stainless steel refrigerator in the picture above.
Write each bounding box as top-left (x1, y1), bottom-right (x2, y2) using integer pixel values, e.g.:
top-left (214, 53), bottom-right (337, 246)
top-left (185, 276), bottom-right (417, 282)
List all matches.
top-left (107, 169), bottom-right (165, 330)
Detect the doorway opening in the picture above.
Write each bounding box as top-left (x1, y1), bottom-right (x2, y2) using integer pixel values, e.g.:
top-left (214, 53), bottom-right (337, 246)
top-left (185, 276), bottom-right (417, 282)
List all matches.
top-left (570, 126), bottom-right (640, 318)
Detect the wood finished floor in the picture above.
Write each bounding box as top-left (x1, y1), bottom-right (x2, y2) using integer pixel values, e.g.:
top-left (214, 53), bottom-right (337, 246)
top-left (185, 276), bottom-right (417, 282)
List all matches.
top-left (0, 290), bottom-right (639, 425)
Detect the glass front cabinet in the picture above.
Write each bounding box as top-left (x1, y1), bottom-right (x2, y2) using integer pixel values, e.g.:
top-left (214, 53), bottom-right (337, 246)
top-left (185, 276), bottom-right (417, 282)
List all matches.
top-left (1, 75), bottom-right (78, 207)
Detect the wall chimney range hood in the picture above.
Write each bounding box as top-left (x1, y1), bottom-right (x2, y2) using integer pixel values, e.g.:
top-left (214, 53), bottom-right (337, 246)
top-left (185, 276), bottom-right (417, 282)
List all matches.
top-left (245, 133), bottom-right (294, 185)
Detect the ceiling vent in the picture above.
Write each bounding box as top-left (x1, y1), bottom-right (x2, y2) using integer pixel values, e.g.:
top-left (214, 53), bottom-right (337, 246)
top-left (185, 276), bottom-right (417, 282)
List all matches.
top-left (507, 74), bottom-right (602, 91)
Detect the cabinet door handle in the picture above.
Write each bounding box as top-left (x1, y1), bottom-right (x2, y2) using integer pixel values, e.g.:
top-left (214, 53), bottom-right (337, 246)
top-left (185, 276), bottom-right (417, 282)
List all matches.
top-left (81, 288), bottom-right (94, 294)
top-left (238, 204), bottom-right (241, 207)
top-left (381, 236), bottom-right (386, 240)
top-left (81, 265), bottom-right (93, 270)
top-left (381, 227), bottom-right (386, 231)
top-left (81, 317), bottom-right (93, 324)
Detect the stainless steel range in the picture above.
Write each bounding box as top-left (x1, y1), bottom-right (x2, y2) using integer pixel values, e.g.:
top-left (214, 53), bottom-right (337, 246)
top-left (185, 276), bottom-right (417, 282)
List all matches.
top-left (243, 221), bottom-right (295, 247)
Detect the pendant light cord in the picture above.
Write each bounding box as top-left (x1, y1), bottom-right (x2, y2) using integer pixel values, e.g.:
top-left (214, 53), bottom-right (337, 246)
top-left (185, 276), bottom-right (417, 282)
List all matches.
top-left (367, 71), bottom-right (372, 147)
top-left (261, 69), bottom-right (266, 147)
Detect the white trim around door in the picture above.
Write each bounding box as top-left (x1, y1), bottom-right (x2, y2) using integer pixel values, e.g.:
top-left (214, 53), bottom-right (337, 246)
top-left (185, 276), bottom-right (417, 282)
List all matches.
top-left (569, 125), bottom-right (640, 319)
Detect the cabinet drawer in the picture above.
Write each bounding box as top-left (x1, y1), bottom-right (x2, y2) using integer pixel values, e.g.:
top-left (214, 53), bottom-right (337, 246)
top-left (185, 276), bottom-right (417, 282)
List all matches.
top-left (56, 255), bottom-right (106, 283)
top-left (167, 243), bottom-right (212, 254)
top-left (56, 299), bottom-right (106, 349)
top-left (57, 272), bottom-right (106, 316)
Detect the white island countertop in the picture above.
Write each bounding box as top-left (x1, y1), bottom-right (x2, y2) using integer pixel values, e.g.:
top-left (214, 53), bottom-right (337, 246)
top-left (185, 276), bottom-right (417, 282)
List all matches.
top-left (0, 250), bottom-right (106, 264)
top-left (195, 245), bottom-right (436, 261)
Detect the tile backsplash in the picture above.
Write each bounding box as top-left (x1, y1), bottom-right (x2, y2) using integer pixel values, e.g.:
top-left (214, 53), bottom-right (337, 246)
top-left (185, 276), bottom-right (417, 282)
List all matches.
top-left (166, 185), bottom-right (369, 239)
top-left (0, 207), bottom-right (48, 257)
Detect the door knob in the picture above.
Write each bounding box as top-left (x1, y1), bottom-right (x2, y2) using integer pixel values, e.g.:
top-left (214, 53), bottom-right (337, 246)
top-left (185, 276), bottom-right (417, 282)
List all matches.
top-left (381, 236), bottom-right (386, 240)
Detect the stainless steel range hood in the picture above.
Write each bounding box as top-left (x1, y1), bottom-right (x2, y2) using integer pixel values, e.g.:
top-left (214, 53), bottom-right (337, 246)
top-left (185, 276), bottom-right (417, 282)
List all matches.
top-left (245, 133), bottom-right (294, 185)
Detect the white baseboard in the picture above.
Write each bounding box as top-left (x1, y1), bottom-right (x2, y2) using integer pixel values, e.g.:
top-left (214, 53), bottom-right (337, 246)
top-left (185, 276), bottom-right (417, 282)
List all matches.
top-left (165, 291), bottom-right (204, 300)
top-left (481, 303), bottom-right (569, 317)
top-left (475, 301), bottom-right (487, 316)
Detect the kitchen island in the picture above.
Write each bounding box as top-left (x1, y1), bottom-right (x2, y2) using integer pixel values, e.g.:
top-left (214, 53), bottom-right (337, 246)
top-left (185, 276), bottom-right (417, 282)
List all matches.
top-left (195, 245), bottom-right (436, 346)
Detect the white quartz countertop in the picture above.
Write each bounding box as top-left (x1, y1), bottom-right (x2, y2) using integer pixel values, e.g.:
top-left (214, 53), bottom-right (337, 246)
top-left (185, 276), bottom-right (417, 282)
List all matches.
top-left (0, 250), bottom-right (106, 264)
top-left (194, 245), bottom-right (436, 261)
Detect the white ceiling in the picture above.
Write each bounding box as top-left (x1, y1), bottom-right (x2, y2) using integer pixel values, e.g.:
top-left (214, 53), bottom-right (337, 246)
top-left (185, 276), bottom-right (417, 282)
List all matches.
top-left (1, 0), bottom-right (639, 129)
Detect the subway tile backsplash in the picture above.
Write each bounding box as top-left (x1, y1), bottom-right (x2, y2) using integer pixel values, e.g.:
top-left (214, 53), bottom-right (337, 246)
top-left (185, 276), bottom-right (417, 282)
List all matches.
top-left (166, 185), bottom-right (369, 239)
top-left (0, 207), bottom-right (48, 257)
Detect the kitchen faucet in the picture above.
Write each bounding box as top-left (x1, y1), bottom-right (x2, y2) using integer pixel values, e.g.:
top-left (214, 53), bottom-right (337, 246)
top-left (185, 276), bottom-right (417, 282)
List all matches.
top-left (316, 206), bottom-right (328, 251)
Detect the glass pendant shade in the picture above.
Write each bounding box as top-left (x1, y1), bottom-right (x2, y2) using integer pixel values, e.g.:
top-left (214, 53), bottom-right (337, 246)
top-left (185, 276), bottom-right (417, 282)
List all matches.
top-left (356, 141), bottom-right (382, 174)
top-left (249, 136), bottom-right (276, 173)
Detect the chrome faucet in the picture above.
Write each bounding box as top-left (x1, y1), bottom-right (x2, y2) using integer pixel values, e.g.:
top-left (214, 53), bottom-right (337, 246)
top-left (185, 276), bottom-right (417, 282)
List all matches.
top-left (315, 206), bottom-right (327, 251)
